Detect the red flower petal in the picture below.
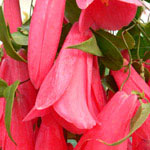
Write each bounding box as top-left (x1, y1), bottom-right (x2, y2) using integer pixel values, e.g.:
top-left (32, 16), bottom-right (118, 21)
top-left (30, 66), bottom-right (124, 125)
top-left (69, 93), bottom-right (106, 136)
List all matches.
top-left (53, 51), bottom-right (95, 129)
top-left (28, 0), bottom-right (66, 89)
top-left (35, 114), bottom-right (67, 150)
top-left (79, 0), bottom-right (137, 31)
top-left (4, 0), bottom-right (22, 33)
top-left (111, 60), bottom-right (150, 99)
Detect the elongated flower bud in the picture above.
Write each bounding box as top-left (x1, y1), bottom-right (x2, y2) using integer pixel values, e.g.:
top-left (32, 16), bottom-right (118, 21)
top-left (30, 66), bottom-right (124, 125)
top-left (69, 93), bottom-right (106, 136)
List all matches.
top-left (28, 0), bottom-right (66, 89)
top-left (4, 0), bottom-right (22, 33)
top-left (79, 0), bottom-right (142, 32)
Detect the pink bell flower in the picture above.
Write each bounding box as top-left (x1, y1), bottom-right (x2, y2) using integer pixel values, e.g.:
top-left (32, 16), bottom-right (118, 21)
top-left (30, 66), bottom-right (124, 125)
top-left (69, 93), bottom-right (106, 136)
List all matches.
top-left (111, 59), bottom-right (150, 99)
top-left (111, 60), bottom-right (150, 149)
top-left (4, 0), bottom-right (22, 33)
top-left (78, 0), bottom-right (142, 32)
top-left (24, 23), bottom-right (105, 133)
top-left (28, 0), bottom-right (66, 89)
top-left (74, 91), bottom-right (137, 150)
top-left (0, 50), bottom-right (36, 150)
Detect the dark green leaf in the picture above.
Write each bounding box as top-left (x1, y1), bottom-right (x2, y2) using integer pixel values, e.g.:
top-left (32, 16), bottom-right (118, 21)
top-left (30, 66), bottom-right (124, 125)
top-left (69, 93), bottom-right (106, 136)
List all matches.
top-left (92, 30), bottom-right (123, 70)
top-left (11, 32), bottom-right (28, 46)
top-left (132, 36), bottom-right (150, 59)
top-left (102, 75), bottom-right (118, 93)
top-left (0, 6), bottom-right (26, 62)
top-left (142, 22), bottom-right (150, 38)
top-left (97, 29), bottom-right (135, 50)
top-left (98, 58), bottom-right (105, 77)
top-left (68, 36), bottom-right (103, 56)
top-left (97, 102), bottom-right (150, 146)
top-left (0, 79), bottom-right (8, 97)
top-left (65, 0), bottom-right (81, 23)
top-left (145, 0), bottom-right (150, 2)
top-left (4, 80), bottom-right (20, 145)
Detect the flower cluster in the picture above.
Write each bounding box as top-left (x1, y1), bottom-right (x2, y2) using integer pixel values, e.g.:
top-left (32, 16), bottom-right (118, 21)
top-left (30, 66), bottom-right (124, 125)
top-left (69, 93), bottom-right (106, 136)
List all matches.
top-left (0, 0), bottom-right (150, 150)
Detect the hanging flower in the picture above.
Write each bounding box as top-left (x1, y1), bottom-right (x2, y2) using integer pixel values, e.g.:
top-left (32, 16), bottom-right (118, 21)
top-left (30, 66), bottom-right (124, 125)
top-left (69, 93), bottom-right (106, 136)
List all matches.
top-left (28, 0), bottom-right (66, 89)
top-left (78, 0), bottom-right (142, 32)
top-left (4, 0), bottom-right (22, 33)
top-left (74, 91), bottom-right (137, 150)
top-left (0, 50), bottom-right (36, 150)
top-left (24, 23), bottom-right (105, 133)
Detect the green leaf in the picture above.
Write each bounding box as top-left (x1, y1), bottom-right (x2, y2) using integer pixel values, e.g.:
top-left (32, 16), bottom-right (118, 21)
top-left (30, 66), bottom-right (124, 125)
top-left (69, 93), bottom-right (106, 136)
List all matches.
top-left (0, 79), bottom-right (8, 97)
top-left (92, 29), bottom-right (123, 70)
top-left (102, 75), bottom-right (118, 93)
top-left (65, 0), bottom-right (81, 23)
top-left (141, 22), bottom-right (150, 38)
top-left (11, 32), bottom-right (28, 46)
top-left (18, 19), bottom-right (30, 35)
top-left (0, 6), bottom-right (26, 62)
top-left (68, 36), bottom-right (103, 56)
top-left (131, 35), bottom-right (150, 59)
top-left (97, 29), bottom-right (135, 50)
top-left (97, 102), bottom-right (150, 146)
top-left (145, 0), bottom-right (150, 2)
top-left (98, 58), bottom-right (106, 77)
top-left (4, 80), bottom-right (20, 145)
top-left (135, 7), bottom-right (143, 20)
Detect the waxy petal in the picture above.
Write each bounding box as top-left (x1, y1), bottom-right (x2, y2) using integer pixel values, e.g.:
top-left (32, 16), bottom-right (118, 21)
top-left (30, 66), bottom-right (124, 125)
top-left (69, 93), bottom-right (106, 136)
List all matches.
top-left (0, 50), bottom-right (36, 149)
top-left (35, 23), bottom-right (91, 110)
top-left (50, 108), bottom-right (86, 134)
top-left (2, 100), bottom-right (35, 150)
top-left (68, 143), bottom-right (74, 150)
top-left (53, 52), bottom-right (95, 129)
top-left (6, 50), bottom-right (37, 109)
top-left (26, 23), bottom-right (99, 131)
top-left (28, 0), bottom-right (66, 89)
top-left (91, 57), bottom-right (105, 116)
top-left (75, 91), bottom-right (137, 150)
top-left (111, 60), bottom-right (150, 149)
top-left (23, 106), bottom-right (51, 121)
top-left (35, 114), bottom-right (67, 150)
top-left (79, 0), bottom-right (137, 31)
top-left (132, 133), bottom-right (150, 150)
top-left (4, 0), bottom-right (22, 33)
top-left (0, 99), bottom-right (4, 121)
top-left (132, 113), bottom-right (150, 150)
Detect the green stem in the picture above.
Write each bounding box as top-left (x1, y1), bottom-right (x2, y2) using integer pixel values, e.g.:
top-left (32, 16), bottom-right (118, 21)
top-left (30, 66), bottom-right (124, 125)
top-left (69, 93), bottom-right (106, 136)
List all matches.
top-left (120, 63), bottom-right (131, 91)
top-left (133, 19), bottom-right (150, 42)
top-left (120, 29), bottom-right (133, 91)
top-left (137, 33), bottom-right (141, 60)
